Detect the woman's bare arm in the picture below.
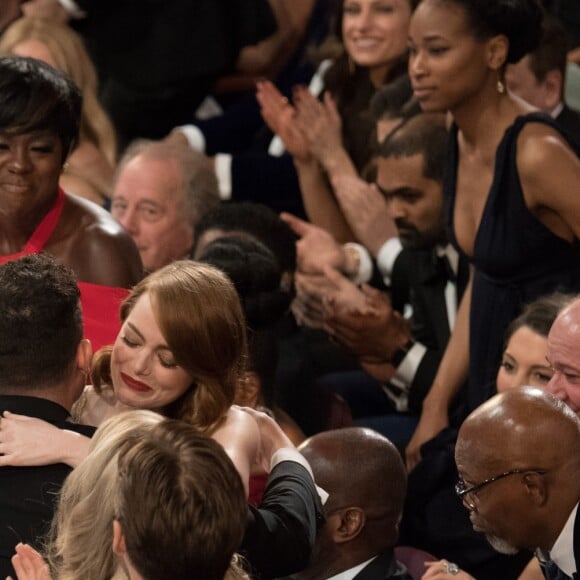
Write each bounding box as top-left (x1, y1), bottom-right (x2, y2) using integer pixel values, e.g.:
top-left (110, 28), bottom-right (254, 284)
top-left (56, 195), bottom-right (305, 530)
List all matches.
top-left (0, 412), bottom-right (90, 468)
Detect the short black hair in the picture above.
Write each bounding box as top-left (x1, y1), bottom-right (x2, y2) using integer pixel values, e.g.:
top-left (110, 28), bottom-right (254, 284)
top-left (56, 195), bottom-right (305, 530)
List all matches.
top-left (526, 17), bottom-right (568, 85)
top-left (0, 56), bottom-right (82, 162)
top-left (192, 202), bottom-right (297, 274)
top-left (436, 0), bottom-right (544, 63)
top-left (378, 113), bottom-right (448, 183)
top-left (369, 75), bottom-right (415, 122)
top-left (0, 254), bottom-right (82, 391)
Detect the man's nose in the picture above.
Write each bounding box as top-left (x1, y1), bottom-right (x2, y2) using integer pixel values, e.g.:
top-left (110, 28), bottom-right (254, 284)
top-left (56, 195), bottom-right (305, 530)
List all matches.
top-left (119, 209), bottom-right (139, 235)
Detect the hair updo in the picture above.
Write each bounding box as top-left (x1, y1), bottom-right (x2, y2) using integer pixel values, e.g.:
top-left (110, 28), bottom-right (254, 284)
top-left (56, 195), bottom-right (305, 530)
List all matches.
top-left (442, 0), bottom-right (544, 63)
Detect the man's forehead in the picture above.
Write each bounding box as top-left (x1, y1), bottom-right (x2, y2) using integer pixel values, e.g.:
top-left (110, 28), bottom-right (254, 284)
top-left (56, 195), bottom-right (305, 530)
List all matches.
top-left (550, 306), bottom-right (580, 341)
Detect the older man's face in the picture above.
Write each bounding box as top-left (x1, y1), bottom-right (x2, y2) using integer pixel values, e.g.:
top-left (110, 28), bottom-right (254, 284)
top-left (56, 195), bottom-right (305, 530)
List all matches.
top-left (546, 310), bottom-right (580, 416)
top-left (455, 436), bottom-right (533, 555)
top-left (111, 155), bottom-right (193, 272)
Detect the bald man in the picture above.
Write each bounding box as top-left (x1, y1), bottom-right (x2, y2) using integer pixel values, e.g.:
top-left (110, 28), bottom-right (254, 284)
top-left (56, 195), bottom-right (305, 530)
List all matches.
top-left (455, 387), bottom-right (580, 580)
top-left (295, 428), bottom-right (411, 580)
top-left (546, 297), bottom-right (580, 416)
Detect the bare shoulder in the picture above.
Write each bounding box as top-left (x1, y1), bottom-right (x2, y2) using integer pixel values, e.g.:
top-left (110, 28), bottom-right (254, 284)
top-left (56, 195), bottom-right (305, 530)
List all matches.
top-left (213, 406), bottom-right (260, 444)
top-left (516, 122), bottom-right (578, 176)
top-left (55, 194), bottom-right (142, 287)
top-left (225, 406), bottom-right (260, 434)
top-left (516, 121), bottom-right (580, 238)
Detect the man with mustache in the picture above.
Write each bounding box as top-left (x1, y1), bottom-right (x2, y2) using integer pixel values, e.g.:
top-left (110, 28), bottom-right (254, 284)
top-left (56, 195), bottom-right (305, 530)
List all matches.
top-left (455, 387), bottom-right (580, 580)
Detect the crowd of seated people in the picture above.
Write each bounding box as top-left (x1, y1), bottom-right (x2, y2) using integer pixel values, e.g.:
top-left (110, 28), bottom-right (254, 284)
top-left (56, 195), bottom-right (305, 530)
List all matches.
top-left (0, 0), bottom-right (578, 579)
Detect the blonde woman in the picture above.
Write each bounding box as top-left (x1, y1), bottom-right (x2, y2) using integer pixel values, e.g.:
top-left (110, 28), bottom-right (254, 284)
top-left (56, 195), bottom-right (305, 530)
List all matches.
top-left (0, 17), bottom-right (117, 205)
top-left (9, 412), bottom-right (250, 580)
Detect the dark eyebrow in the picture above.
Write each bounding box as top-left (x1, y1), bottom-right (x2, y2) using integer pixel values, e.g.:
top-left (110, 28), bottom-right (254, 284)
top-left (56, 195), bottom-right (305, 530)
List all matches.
top-left (376, 185), bottom-right (423, 198)
top-left (423, 34), bottom-right (448, 42)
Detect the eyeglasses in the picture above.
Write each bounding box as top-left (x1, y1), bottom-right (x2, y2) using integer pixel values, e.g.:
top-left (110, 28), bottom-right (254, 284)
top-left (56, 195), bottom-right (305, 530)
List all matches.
top-left (455, 468), bottom-right (547, 510)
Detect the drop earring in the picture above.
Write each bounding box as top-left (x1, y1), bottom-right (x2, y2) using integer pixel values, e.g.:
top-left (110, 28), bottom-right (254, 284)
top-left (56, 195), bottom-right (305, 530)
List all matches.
top-left (496, 79), bottom-right (506, 94)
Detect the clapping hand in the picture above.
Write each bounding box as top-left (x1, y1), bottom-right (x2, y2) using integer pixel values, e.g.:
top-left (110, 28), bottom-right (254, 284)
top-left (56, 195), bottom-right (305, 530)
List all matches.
top-left (257, 80), bottom-right (311, 162)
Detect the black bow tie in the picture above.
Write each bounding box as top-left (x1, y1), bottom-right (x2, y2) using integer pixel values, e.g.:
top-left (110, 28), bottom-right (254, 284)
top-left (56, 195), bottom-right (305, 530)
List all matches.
top-left (426, 253), bottom-right (456, 283)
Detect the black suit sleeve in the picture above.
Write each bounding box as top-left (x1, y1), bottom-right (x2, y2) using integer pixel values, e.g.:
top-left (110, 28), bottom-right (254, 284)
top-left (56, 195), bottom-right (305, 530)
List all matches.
top-left (241, 460), bottom-right (325, 578)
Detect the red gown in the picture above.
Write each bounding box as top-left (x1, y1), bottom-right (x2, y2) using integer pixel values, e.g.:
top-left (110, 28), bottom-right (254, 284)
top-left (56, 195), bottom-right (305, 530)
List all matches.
top-left (0, 189), bottom-right (128, 352)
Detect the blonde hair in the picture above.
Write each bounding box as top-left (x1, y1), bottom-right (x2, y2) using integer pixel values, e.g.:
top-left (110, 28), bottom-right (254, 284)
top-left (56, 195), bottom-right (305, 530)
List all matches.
top-left (92, 261), bottom-right (248, 434)
top-left (46, 410), bottom-right (163, 580)
top-left (0, 17), bottom-right (116, 164)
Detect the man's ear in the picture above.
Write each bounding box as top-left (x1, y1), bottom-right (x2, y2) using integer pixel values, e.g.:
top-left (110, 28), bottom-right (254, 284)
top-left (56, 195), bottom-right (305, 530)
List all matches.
top-left (523, 472), bottom-right (549, 506)
top-left (76, 338), bottom-right (93, 377)
top-left (112, 520), bottom-right (127, 557)
top-left (331, 507), bottom-right (366, 544)
top-left (541, 69), bottom-right (563, 111)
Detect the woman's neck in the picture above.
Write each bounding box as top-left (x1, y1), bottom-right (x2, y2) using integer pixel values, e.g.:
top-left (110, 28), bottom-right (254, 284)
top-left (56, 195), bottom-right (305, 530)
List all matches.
top-left (451, 86), bottom-right (515, 150)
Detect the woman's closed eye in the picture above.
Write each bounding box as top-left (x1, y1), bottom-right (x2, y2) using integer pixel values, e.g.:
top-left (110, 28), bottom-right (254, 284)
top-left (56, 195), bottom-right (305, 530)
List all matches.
top-left (158, 352), bottom-right (178, 369)
top-left (121, 335), bottom-right (140, 348)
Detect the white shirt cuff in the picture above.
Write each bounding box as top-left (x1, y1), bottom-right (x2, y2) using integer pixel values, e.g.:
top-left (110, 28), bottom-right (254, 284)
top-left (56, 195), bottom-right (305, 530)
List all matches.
top-left (214, 154), bottom-right (233, 200)
top-left (58, 0), bottom-right (86, 18)
top-left (344, 243), bottom-right (373, 285)
top-left (271, 448), bottom-right (329, 504)
top-left (176, 125), bottom-right (206, 153)
top-left (376, 237), bottom-right (403, 285)
top-left (393, 342), bottom-right (427, 385)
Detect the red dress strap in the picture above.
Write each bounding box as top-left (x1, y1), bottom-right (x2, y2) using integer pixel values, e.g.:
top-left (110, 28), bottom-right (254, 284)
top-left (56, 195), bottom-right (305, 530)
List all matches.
top-left (0, 188), bottom-right (65, 264)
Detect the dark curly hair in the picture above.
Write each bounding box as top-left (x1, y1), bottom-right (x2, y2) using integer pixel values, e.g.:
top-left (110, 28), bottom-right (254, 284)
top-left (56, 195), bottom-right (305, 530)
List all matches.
top-left (0, 254), bottom-right (82, 391)
top-left (198, 235), bottom-right (291, 329)
top-left (432, 0), bottom-right (544, 63)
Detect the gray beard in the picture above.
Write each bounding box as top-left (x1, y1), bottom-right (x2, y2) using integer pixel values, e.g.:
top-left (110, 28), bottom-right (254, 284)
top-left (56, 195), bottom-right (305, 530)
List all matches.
top-left (486, 534), bottom-right (519, 555)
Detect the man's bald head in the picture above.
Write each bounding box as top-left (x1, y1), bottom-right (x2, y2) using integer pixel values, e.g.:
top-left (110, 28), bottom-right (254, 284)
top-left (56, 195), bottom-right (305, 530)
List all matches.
top-left (302, 427), bottom-right (406, 514)
top-left (456, 387), bottom-right (580, 553)
top-left (546, 296), bottom-right (580, 415)
top-left (301, 427), bottom-right (406, 548)
top-left (457, 387), bottom-right (579, 472)
top-left (296, 428), bottom-right (407, 579)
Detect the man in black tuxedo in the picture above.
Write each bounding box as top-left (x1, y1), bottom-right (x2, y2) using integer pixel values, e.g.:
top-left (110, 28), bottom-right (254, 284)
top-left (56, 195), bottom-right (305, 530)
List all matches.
top-left (292, 427), bottom-right (411, 580)
top-left (296, 113), bottom-right (469, 443)
top-left (456, 387), bottom-right (580, 580)
top-left (0, 254), bottom-right (95, 579)
top-left (506, 17), bottom-right (580, 146)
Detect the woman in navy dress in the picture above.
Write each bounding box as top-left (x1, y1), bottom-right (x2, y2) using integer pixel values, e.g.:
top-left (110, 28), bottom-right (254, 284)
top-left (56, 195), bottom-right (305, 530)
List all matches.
top-left (405, 0), bottom-right (580, 469)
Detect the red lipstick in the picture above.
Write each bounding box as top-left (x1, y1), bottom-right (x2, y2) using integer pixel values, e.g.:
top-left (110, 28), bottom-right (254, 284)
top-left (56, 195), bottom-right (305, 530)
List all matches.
top-left (121, 372), bottom-right (151, 393)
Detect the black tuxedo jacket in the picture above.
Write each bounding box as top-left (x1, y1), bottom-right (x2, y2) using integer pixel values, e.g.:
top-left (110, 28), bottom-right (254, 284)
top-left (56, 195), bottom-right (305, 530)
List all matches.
top-left (543, 506), bottom-right (580, 580)
top-left (0, 395), bottom-right (95, 579)
top-left (353, 551), bottom-right (412, 579)
top-left (242, 460), bottom-right (325, 579)
top-left (388, 247), bottom-right (470, 413)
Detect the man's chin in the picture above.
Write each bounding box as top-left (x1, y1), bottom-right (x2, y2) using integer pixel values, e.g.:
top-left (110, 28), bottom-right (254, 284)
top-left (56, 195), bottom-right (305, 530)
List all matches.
top-left (486, 533), bottom-right (519, 555)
